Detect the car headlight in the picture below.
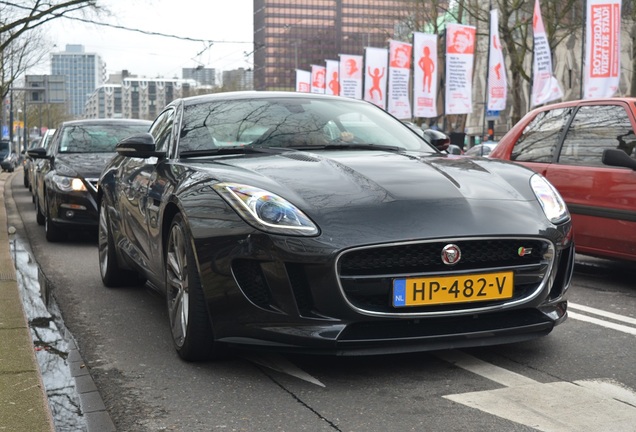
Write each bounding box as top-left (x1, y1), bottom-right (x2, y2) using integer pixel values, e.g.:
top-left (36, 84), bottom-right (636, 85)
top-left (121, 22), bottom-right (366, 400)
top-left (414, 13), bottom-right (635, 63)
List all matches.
top-left (51, 174), bottom-right (87, 192)
top-left (213, 182), bottom-right (319, 236)
top-left (51, 163), bottom-right (87, 192)
top-left (530, 174), bottom-right (569, 224)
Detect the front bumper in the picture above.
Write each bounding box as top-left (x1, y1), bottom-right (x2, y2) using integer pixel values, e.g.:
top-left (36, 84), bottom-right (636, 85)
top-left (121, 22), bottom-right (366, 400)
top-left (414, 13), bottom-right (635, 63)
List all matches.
top-left (47, 183), bottom-right (99, 228)
top-left (195, 229), bottom-right (575, 356)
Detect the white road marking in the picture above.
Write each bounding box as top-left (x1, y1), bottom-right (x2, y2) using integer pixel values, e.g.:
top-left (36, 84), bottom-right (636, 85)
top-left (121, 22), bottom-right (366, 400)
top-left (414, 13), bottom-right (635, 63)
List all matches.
top-left (569, 302), bottom-right (636, 327)
top-left (568, 311), bottom-right (636, 336)
top-left (434, 350), bottom-right (537, 387)
top-left (445, 380), bottom-right (636, 432)
top-left (440, 351), bottom-right (636, 432)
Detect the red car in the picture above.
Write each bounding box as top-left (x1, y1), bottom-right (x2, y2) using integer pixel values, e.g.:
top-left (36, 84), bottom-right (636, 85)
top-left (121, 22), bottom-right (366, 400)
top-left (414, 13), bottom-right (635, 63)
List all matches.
top-left (490, 98), bottom-right (636, 263)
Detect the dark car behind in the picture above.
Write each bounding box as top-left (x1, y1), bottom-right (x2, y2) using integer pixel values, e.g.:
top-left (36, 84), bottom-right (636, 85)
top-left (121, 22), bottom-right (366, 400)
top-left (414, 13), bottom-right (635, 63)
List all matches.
top-left (29, 119), bottom-right (151, 241)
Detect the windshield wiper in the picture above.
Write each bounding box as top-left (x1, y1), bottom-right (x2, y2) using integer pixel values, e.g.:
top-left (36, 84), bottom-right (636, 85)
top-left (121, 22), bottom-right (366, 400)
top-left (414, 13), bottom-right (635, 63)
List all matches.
top-left (292, 143), bottom-right (404, 152)
top-left (179, 146), bottom-right (295, 158)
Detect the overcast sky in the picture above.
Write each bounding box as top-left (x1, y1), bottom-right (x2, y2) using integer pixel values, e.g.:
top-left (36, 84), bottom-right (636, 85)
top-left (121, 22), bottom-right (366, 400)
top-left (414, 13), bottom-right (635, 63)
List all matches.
top-left (37, 0), bottom-right (254, 79)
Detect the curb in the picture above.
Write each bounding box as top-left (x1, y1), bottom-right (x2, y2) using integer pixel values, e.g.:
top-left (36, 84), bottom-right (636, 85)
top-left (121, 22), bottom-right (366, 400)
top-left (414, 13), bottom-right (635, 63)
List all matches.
top-left (0, 170), bottom-right (55, 432)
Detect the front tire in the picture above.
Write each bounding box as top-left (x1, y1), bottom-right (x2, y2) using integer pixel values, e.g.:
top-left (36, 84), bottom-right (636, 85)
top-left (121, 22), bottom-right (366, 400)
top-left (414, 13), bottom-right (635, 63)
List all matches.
top-left (35, 194), bottom-right (45, 225)
top-left (45, 195), bottom-right (65, 242)
top-left (98, 203), bottom-right (145, 287)
top-left (165, 213), bottom-right (221, 361)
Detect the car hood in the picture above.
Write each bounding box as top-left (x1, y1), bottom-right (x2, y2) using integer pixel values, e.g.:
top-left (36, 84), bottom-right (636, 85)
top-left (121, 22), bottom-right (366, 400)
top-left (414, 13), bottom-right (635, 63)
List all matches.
top-left (56, 153), bottom-right (115, 178)
top-left (186, 150), bottom-right (553, 241)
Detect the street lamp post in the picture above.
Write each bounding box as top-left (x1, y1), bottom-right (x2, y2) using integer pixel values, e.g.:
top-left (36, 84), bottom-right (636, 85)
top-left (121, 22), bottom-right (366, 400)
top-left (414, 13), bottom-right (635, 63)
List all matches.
top-left (16, 109), bottom-right (22, 153)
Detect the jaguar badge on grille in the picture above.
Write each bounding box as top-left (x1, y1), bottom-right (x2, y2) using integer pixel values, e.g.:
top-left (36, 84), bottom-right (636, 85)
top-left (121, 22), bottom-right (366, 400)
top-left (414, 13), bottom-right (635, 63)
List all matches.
top-left (441, 244), bottom-right (461, 265)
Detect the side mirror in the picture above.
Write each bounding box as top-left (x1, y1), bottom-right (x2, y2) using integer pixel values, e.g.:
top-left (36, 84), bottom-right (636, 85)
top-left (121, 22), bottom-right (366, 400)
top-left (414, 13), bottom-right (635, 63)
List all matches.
top-left (116, 133), bottom-right (165, 158)
top-left (27, 147), bottom-right (49, 159)
top-left (602, 148), bottom-right (636, 170)
top-left (422, 129), bottom-right (450, 151)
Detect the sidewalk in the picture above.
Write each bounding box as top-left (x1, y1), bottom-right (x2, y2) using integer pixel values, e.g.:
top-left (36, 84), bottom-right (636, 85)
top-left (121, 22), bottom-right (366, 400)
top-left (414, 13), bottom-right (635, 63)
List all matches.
top-left (0, 170), bottom-right (55, 432)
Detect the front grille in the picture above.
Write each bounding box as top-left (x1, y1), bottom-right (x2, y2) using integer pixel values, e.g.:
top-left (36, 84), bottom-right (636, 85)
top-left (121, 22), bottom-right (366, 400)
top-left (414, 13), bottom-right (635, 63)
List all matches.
top-left (337, 238), bottom-right (554, 315)
top-left (340, 239), bottom-right (547, 276)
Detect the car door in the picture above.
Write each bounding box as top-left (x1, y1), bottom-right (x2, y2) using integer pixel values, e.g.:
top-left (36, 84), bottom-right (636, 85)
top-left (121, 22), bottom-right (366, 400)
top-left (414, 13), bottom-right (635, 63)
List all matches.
top-left (117, 107), bottom-right (176, 283)
top-left (544, 102), bottom-right (636, 261)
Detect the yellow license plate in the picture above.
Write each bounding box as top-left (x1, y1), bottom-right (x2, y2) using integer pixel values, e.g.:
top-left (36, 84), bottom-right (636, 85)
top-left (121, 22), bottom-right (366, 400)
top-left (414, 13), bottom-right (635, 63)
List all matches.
top-left (393, 271), bottom-right (514, 307)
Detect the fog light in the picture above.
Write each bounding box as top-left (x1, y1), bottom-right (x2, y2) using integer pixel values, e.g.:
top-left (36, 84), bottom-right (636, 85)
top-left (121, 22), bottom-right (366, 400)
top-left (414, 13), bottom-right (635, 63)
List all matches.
top-left (65, 210), bottom-right (75, 218)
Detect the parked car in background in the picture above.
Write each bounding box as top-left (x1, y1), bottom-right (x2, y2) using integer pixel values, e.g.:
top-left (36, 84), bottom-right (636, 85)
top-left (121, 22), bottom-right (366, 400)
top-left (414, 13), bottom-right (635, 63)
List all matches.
top-left (465, 141), bottom-right (498, 157)
top-left (23, 130), bottom-right (56, 189)
top-left (1, 140), bottom-right (19, 172)
top-left (490, 98), bottom-right (636, 263)
top-left (29, 119), bottom-right (151, 242)
top-left (31, 129), bottom-right (58, 205)
top-left (98, 91), bottom-right (574, 361)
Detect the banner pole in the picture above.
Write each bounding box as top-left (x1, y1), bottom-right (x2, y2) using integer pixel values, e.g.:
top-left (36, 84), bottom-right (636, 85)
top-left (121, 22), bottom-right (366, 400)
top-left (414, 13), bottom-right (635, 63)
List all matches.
top-left (483, 4), bottom-right (492, 142)
top-left (580, 1), bottom-right (587, 98)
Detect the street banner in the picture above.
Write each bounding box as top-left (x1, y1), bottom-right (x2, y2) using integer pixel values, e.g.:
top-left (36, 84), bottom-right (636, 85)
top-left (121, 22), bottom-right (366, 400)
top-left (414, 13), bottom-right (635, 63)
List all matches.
top-left (325, 59), bottom-right (340, 95)
top-left (413, 32), bottom-right (438, 118)
top-left (531, 0), bottom-right (563, 106)
top-left (388, 40), bottom-right (413, 119)
top-left (583, 0), bottom-right (621, 98)
top-left (339, 54), bottom-right (363, 99)
top-left (445, 23), bottom-right (476, 115)
top-left (295, 69), bottom-right (311, 93)
top-left (487, 10), bottom-right (507, 111)
top-left (310, 64), bottom-right (326, 94)
top-left (364, 47), bottom-right (389, 109)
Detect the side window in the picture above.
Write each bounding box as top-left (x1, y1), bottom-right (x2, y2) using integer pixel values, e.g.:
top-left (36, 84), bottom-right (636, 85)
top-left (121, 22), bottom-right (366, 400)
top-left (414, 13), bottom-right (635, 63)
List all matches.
top-left (511, 108), bottom-right (571, 162)
top-left (559, 105), bottom-right (634, 167)
top-left (149, 108), bottom-right (175, 154)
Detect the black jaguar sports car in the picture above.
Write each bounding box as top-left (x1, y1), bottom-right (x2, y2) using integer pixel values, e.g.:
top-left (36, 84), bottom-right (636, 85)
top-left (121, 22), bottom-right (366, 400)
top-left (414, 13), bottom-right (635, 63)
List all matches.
top-left (98, 91), bottom-right (575, 361)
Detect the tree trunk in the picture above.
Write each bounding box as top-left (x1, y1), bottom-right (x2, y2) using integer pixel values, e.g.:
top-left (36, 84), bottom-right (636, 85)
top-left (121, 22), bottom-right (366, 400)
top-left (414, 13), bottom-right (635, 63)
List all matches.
top-left (509, 69), bottom-right (524, 126)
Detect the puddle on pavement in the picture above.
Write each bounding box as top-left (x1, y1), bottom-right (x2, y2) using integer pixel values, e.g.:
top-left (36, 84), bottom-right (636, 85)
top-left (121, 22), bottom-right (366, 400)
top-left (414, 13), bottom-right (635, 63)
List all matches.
top-left (10, 236), bottom-right (88, 432)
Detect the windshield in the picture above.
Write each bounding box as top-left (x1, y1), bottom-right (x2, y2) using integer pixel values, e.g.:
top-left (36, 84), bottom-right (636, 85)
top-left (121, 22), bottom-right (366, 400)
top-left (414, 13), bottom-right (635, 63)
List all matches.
top-left (178, 97), bottom-right (435, 154)
top-left (0, 141), bottom-right (9, 155)
top-left (59, 124), bottom-right (149, 153)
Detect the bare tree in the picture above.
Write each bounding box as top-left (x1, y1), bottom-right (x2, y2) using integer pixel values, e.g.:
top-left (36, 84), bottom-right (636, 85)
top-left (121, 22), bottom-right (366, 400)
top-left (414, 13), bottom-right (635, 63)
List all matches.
top-left (458, 0), bottom-right (582, 125)
top-left (0, 1), bottom-right (101, 100)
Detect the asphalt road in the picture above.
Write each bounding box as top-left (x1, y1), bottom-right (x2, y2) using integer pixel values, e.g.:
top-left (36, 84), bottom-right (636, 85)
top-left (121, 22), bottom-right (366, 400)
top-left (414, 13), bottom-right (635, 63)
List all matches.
top-left (7, 172), bottom-right (636, 432)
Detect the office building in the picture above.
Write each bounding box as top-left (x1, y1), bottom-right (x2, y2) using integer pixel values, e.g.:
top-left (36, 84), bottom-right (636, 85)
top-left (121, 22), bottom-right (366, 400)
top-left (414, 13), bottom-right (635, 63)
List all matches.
top-left (85, 77), bottom-right (195, 120)
top-left (222, 68), bottom-right (254, 91)
top-left (253, 0), bottom-right (420, 91)
top-left (182, 67), bottom-right (217, 87)
top-left (51, 44), bottom-right (106, 118)
top-left (84, 85), bottom-right (123, 119)
top-left (24, 75), bottom-right (66, 105)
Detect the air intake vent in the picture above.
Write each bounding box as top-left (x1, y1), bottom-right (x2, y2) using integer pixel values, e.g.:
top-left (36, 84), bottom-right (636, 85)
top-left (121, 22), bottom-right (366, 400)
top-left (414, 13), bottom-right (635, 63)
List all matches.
top-left (282, 153), bottom-right (321, 162)
top-left (232, 259), bottom-right (273, 310)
